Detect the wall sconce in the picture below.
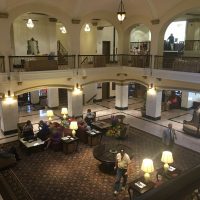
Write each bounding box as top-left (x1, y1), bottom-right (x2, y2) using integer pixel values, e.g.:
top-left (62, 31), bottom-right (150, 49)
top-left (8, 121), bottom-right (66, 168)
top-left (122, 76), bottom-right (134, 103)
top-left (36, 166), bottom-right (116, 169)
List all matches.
top-left (84, 24), bottom-right (91, 32)
top-left (70, 121), bottom-right (78, 137)
top-left (26, 18), bottom-right (34, 29)
top-left (141, 158), bottom-right (154, 182)
top-left (117, 0), bottom-right (126, 22)
top-left (148, 83), bottom-right (156, 95)
top-left (161, 151), bottom-right (173, 171)
top-left (61, 107), bottom-right (68, 119)
top-left (149, 83), bottom-right (154, 89)
top-left (4, 90), bottom-right (15, 105)
top-left (47, 110), bottom-right (54, 121)
top-left (73, 83), bottom-right (82, 95)
top-left (60, 26), bottom-right (67, 34)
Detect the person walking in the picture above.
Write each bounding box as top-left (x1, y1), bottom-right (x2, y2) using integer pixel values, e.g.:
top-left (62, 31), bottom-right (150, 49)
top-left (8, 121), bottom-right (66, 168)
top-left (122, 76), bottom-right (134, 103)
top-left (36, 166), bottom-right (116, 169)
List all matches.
top-left (162, 123), bottom-right (177, 150)
top-left (114, 149), bottom-right (131, 195)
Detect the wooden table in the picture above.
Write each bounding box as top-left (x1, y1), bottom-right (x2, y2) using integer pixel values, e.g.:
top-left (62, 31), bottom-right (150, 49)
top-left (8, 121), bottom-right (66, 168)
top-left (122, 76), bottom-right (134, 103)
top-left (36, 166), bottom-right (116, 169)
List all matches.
top-left (61, 136), bottom-right (79, 154)
top-left (86, 129), bottom-right (102, 146)
top-left (91, 121), bottom-right (112, 132)
top-left (128, 177), bottom-right (155, 199)
top-left (19, 137), bottom-right (45, 155)
top-left (156, 166), bottom-right (182, 181)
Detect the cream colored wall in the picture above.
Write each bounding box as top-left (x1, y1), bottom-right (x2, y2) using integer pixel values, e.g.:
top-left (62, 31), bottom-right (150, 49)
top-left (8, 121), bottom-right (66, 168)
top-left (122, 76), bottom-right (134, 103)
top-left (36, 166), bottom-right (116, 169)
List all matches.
top-left (13, 17), bottom-right (57, 55)
top-left (109, 82), bottom-right (115, 97)
top-left (56, 23), bottom-right (70, 52)
top-left (186, 21), bottom-right (200, 40)
top-left (80, 24), bottom-right (97, 54)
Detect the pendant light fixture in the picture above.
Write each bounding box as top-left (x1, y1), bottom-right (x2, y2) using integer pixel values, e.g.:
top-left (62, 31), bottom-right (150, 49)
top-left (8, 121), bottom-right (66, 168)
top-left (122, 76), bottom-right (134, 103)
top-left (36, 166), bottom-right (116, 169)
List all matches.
top-left (117, 0), bottom-right (126, 22)
top-left (84, 24), bottom-right (91, 32)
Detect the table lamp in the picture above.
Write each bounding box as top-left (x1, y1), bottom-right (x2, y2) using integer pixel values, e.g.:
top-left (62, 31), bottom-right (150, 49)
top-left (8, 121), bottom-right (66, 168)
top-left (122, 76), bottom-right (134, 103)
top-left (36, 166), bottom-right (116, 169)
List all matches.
top-left (47, 110), bottom-right (54, 121)
top-left (161, 151), bottom-right (173, 171)
top-left (70, 121), bottom-right (78, 137)
top-left (141, 158), bottom-right (154, 182)
top-left (61, 107), bottom-right (68, 119)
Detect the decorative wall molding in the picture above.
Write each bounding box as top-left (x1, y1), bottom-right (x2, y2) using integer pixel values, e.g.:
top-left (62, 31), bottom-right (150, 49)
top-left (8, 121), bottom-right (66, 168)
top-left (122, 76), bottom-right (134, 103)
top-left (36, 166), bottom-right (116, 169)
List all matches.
top-left (71, 19), bottom-right (81, 24)
top-left (0, 12), bottom-right (9, 18)
top-left (151, 19), bottom-right (160, 25)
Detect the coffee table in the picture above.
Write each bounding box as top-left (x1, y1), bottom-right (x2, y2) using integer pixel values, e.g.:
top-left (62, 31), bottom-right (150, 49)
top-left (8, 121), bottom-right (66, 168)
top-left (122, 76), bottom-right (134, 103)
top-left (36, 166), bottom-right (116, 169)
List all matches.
top-left (61, 136), bottom-right (79, 154)
top-left (86, 129), bottom-right (102, 146)
top-left (19, 138), bottom-right (45, 155)
top-left (91, 121), bottom-right (112, 132)
top-left (93, 143), bottom-right (133, 173)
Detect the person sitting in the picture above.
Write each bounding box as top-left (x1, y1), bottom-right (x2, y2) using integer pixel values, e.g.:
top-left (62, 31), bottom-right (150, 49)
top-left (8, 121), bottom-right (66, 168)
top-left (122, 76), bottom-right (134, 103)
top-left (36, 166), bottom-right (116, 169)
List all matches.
top-left (37, 120), bottom-right (50, 141)
top-left (22, 120), bottom-right (34, 141)
top-left (84, 109), bottom-right (96, 126)
top-left (44, 126), bottom-right (62, 150)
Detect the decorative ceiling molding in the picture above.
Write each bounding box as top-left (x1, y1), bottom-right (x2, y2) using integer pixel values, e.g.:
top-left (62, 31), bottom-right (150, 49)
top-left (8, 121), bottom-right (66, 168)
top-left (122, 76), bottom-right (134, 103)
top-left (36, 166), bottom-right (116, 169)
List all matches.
top-left (71, 19), bottom-right (81, 24)
top-left (151, 19), bottom-right (160, 25)
top-left (49, 18), bottom-right (57, 22)
top-left (0, 12), bottom-right (9, 18)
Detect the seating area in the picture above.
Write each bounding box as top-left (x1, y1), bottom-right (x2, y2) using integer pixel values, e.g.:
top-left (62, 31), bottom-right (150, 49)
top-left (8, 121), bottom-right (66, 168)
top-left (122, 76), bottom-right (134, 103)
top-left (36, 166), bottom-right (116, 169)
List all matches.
top-left (183, 107), bottom-right (200, 138)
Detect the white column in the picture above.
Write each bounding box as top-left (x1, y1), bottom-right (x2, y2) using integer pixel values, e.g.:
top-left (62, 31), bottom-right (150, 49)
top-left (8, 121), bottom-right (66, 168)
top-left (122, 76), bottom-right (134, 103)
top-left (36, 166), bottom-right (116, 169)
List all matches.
top-left (0, 98), bottom-right (18, 135)
top-left (30, 90), bottom-right (40, 104)
top-left (146, 89), bottom-right (162, 120)
top-left (47, 88), bottom-right (59, 108)
top-left (95, 83), bottom-right (102, 102)
top-left (67, 90), bottom-right (83, 117)
top-left (115, 84), bottom-right (128, 110)
top-left (181, 91), bottom-right (200, 109)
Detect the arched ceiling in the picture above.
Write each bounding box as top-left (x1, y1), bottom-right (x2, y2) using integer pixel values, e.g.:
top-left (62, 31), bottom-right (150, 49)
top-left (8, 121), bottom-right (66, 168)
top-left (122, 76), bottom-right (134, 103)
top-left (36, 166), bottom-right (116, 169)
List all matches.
top-left (0, 0), bottom-right (197, 21)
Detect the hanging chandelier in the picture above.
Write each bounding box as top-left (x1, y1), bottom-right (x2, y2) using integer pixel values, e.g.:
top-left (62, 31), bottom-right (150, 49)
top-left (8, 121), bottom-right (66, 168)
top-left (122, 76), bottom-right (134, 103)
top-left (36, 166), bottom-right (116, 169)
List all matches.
top-left (117, 0), bottom-right (126, 22)
top-left (26, 18), bottom-right (34, 29)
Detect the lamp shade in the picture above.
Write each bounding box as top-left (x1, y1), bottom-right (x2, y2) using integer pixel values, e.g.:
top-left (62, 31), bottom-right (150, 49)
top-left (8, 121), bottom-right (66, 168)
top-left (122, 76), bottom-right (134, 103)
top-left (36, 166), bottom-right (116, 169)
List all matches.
top-left (117, 0), bottom-right (126, 22)
top-left (161, 151), bottom-right (173, 164)
top-left (47, 110), bottom-right (54, 118)
top-left (69, 121), bottom-right (78, 131)
top-left (61, 107), bottom-right (68, 115)
top-left (141, 158), bottom-right (154, 173)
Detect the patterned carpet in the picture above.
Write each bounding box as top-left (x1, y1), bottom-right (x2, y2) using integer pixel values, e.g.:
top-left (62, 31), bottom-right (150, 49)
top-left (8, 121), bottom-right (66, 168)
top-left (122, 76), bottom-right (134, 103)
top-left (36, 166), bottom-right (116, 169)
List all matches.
top-left (1, 127), bottom-right (200, 200)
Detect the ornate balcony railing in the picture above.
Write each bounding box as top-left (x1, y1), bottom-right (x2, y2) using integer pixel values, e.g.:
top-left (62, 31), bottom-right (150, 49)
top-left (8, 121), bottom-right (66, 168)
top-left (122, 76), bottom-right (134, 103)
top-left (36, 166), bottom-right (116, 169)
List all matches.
top-left (78, 54), bottom-right (151, 69)
top-left (9, 55), bottom-right (75, 72)
top-left (154, 55), bottom-right (200, 73)
top-left (0, 56), bottom-right (5, 72)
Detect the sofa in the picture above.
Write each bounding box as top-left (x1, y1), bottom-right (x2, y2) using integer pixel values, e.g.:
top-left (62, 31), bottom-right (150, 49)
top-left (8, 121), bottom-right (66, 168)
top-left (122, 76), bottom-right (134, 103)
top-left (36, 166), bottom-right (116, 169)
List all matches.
top-left (0, 153), bottom-right (16, 170)
top-left (183, 107), bottom-right (200, 138)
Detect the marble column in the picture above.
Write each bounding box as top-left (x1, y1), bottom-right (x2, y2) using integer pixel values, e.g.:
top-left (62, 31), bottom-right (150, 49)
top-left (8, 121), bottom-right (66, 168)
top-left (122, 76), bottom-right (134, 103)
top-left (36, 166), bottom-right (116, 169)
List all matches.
top-left (30, 90), bottom-right (40, 104)
top-left (115, 84), bottom-right (128, 110)
top-left (145, 89), bottom-right (162, 120)
top-left (47, 88), bottom-right (59, 108)
top-left (67, 90), bottom-right (83, 117)
top-left (0, 98), bottom-right (18, 135)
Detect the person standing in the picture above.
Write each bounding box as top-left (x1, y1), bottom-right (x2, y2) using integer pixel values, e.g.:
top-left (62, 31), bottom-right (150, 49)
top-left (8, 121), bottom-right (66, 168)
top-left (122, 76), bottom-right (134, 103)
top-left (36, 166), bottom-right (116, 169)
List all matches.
top-left (114, 149), bottom-right (131, 195)
top-left (162, 123), bottom-right (177, 150)
top-left (168, 33), bottom-right (175, 50)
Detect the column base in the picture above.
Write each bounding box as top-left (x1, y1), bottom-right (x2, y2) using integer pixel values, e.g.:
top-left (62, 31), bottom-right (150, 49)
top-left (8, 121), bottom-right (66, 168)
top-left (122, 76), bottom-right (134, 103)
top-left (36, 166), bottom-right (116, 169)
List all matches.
top-left (143, 115), bottom-right (161, 121)
top-left (1, 129), bottom-right (18, 136)
top-left (94, 99), bottom-right (102, 102)
top-left (115, 106), bottom-right (128, 110)
top-left (181, 107), bottom-right (192, 111)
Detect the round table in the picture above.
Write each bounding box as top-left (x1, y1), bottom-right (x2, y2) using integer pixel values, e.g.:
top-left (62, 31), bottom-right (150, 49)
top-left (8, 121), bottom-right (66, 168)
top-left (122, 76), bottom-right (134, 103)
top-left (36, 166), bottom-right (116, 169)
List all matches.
top-left (93, 143), bottom-right (133, 174)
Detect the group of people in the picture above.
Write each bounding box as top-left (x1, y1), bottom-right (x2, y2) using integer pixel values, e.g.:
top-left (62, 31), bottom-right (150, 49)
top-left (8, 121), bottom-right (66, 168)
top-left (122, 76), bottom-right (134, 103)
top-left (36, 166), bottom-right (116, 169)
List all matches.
top-left (113, 123), bottom-right (177, 196)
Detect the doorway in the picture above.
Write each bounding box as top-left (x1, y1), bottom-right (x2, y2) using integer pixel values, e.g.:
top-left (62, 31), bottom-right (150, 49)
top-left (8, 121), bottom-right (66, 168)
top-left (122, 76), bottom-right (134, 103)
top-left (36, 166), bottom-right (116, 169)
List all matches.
top-left (102, 41), bottom-right (110, 63)
top-left (102, 82), bottom-right (110, 100)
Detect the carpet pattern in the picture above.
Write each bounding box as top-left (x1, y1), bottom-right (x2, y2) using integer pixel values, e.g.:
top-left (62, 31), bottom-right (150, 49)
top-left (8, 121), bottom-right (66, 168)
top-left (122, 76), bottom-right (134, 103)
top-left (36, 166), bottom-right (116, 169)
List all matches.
top-left (1, 127), bottom-right (200, 200)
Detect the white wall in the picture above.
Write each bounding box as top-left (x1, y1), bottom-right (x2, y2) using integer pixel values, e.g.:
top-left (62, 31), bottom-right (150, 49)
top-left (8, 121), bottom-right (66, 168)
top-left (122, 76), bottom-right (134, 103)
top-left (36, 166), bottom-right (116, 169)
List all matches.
top-left (97, 27), bottom-right (118, 55)
top-left (109, 82), bottom-right (115, 97)
top-left (182, 91), bottom-right (200, 108)
top-left (13, 15), bottom-right (57, 55)
top-left (83, 83), bottom-right (97, 104)
top-left (80, 24), bottom-right (97, 54)
top-left (56, 23), bottom-right (70, 53)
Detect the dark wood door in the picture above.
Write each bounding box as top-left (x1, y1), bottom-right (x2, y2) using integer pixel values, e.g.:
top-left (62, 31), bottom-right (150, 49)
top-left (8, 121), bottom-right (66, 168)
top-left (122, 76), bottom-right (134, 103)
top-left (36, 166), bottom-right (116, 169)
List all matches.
top-left (102, 41), bottom-right (110, 63)
top-left (102, 82), bottom-right (110, 100)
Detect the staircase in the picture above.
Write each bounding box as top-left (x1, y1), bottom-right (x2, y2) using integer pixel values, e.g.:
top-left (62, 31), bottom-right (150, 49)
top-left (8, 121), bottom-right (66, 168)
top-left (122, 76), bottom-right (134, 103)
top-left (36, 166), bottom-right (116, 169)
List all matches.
top-left (57, 40), bottom-right (68, 65)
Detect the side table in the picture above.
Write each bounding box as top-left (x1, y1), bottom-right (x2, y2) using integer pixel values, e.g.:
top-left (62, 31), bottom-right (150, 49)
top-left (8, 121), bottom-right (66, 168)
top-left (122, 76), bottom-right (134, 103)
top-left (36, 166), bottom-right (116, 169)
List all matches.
top-left (61, 136), bottom-right (79, 154)
top-left (86, 129), bottom-right (102, 146)
top-left (128, 177), bottom-right (155, 199)
top-left (156, 166), bottom-right (182, 181)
